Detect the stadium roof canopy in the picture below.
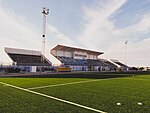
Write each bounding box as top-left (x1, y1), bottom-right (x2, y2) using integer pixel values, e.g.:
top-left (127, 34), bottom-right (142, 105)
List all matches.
top-left (5, 47), bottom-right (52, 66)
top-left (51, 45), bottom-right (104, 55)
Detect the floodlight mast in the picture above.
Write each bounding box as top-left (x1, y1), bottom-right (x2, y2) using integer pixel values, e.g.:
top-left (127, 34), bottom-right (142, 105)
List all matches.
top-left (41, 7), bottom-right (49, 64)
top-left (125, 40), bottom-right (128, 68)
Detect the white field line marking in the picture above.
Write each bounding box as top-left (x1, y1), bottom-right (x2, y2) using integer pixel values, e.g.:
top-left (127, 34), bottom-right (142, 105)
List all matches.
top-left (27, 79), bottom-right (105, 90)
top-left (0, 81), bottom-right (106, 113)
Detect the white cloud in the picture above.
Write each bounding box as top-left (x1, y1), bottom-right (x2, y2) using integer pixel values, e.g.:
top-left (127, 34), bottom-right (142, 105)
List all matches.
top-left (0, 5), bottom-right (43, 64)
top-left (0, 1), bottom-right (76, 65)
top-left (77, 0), bottom-right (127, 49)
top-left (77, 0), bottom-right (150, 66)
top-left (47, 24), bottom-right (59, 33)
top-left (47, 24), bottom-right (75, 46)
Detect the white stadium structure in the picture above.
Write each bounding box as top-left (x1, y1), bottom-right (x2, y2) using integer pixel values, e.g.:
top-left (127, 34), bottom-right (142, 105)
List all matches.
top-left (5, 47), bottom-right (52, 72)
top-left (3, 45), bottom-right (128, 72)
top-left (51, 45), bottom-right (128, 71)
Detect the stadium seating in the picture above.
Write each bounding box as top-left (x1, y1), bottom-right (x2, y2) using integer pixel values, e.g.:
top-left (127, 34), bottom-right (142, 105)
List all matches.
top-left (101, 60), bottom-right (118, 70)
top-left (113, 61), bottom-right (127, 67)
top-left (8, 53), bottom-right (51, 66)
top-left (56, 56), bottom-right (87, 66)
top-left (87, 59), bottom-right (106, 66)
top-left (56, 56), bottom-right (127, 71)
top-left (56, 56), bottom-right (118, 69)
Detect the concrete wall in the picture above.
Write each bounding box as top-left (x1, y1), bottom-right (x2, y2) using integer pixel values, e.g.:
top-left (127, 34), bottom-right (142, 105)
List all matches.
top-left (64, 51), bottom-right (72, 57)
top-left (51, 50), bottom-right (72, 57)
top-left (73, 51), bottom-right (87, 59)
top-left (69, 65), bottom-right (89, 71)
top-left (51, 50), bottom-right (99, 60)
top-left (88, 54), bottom-right (97, 60)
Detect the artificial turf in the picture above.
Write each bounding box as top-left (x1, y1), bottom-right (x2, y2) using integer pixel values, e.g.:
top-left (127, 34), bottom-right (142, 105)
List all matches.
top-left (0, 74), bottom-right (150, 113)
top-left (0, 83), bottom-right (93, 113)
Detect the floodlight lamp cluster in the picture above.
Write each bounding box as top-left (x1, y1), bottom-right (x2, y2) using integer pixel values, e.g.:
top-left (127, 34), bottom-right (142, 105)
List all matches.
top-left (42, 7), bottom-right (49, 15)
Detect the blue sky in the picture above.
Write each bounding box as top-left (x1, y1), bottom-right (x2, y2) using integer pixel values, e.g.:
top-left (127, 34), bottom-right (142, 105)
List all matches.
top-left (0, 0), bottom-right (150, 66)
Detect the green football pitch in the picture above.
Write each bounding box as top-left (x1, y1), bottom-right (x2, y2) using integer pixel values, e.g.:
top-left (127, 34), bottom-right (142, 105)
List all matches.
top-left (0, 73), bottom-right (150, 113)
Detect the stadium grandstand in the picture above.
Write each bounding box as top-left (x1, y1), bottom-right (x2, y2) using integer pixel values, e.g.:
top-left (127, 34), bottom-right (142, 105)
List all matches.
top-left (51, 45), bottom-right (127, 71)
top-left (5, 47), bottom-right (52, 72)
top-left (110, 59), bottom-right (129, 71)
